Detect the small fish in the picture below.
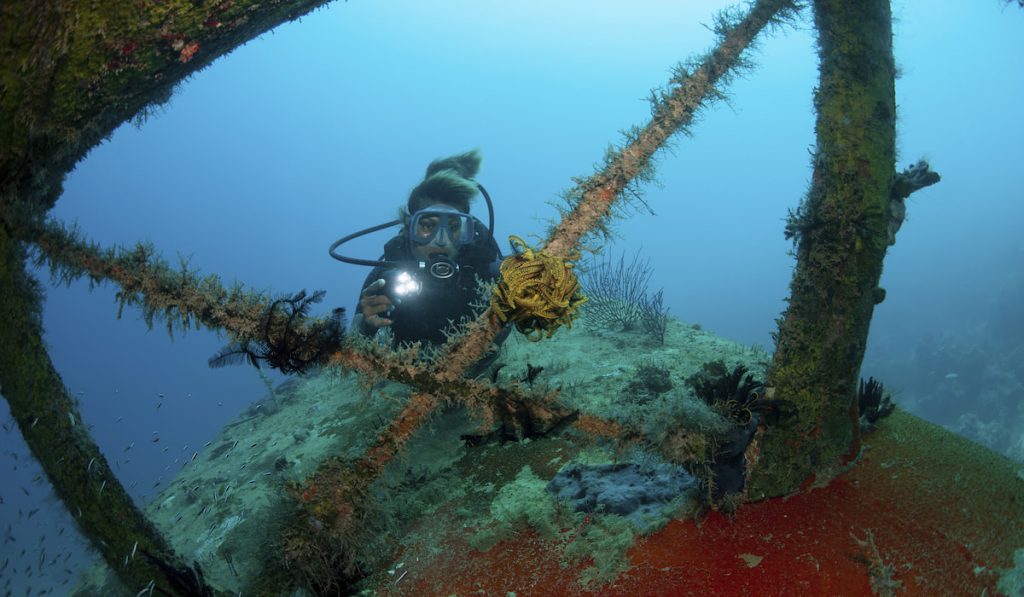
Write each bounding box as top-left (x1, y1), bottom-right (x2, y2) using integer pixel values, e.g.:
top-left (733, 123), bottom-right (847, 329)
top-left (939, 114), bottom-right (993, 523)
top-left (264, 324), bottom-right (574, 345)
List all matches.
top-left (27, 508), bottom-right (38, 519)
top-left (151, 437), bottom-right (160, 443)
top-left (124, 442), bottom-right (134, 452)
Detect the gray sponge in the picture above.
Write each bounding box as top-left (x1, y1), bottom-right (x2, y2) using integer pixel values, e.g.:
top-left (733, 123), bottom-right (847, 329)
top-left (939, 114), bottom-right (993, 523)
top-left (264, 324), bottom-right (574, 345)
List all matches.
top-left (547, 462), bottom-right (697, 531)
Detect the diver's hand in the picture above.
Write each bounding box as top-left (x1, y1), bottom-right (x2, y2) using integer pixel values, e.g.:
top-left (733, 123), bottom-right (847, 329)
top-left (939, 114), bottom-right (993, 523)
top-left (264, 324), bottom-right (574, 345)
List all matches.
top-left (358, 278), bottom-right (394, 330)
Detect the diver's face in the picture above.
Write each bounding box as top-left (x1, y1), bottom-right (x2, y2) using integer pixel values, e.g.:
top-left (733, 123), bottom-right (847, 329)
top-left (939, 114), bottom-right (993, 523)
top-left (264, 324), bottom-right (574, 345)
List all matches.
top-left (411, 203), bottom-right (461, 261)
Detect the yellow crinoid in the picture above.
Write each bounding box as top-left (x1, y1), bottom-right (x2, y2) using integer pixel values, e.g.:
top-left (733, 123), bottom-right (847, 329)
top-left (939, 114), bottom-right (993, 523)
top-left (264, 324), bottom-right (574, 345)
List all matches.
top-left (491, 235), bottom-right (587, 341)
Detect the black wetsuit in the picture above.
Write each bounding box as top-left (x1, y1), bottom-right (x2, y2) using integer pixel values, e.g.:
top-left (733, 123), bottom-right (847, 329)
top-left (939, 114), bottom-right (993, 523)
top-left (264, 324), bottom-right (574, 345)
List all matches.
top-left (356, 217), bottom-right (505, 348)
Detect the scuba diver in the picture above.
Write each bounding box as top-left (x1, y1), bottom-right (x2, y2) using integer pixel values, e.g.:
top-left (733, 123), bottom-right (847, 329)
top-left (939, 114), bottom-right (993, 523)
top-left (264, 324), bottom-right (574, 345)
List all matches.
top-left (330, 149), bottom-right (509, 373)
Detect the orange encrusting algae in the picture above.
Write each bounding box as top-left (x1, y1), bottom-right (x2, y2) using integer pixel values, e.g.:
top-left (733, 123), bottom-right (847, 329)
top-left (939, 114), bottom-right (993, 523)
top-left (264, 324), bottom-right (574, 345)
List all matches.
top-left (382, 411), bottom-right (1023, 595)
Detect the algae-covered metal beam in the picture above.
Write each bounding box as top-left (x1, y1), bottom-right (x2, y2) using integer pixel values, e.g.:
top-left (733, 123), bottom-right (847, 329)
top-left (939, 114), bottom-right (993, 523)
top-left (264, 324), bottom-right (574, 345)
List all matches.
top-left (0, 226), bottom-right (217, 595)
top-left (0, 0), bottom-right (331, 230)
top-left (748, 0), bottom-right (897, 499)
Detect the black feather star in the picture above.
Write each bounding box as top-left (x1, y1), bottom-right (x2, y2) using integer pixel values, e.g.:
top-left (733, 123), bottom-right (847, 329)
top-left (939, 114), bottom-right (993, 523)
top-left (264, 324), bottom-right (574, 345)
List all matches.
top-left (207, 341), bottom-right (263, 370)
top-left (208, 289), bottom-right (346, 375)
top-left (857, 376), bottom-right (895, 430)
top-left (685, 360), bottom-right (796, 427)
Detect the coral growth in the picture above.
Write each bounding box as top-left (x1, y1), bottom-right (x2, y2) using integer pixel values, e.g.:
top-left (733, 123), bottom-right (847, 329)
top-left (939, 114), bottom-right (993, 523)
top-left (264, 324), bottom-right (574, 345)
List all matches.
top-left (625, 360), bottom-right (674, 404)
top-left (579, 250), bottom-right (670, 344)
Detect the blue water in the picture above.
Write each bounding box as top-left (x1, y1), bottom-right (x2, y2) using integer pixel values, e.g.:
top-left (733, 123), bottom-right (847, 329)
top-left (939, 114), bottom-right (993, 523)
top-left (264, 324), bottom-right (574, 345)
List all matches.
top-left (2, 1), bottom-right (1022, 594)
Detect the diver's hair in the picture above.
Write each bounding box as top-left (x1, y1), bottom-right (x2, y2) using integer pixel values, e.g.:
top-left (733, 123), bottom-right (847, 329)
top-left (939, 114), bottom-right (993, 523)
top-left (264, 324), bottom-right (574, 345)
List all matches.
top-left (406, 149), bottom-right (482, 215)
top-left (424, 149), bottom-right (482, 180)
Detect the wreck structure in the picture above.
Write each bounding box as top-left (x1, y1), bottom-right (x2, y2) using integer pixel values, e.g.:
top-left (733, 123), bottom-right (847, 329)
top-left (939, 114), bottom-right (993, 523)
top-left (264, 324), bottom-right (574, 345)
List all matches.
top-left (3, 0), bottom-right (1012, 595)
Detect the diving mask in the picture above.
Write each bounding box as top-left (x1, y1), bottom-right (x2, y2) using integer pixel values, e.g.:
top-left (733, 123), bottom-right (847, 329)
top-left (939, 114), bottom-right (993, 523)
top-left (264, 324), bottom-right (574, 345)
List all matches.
top-left (408, 206), bottom-right (475, 248)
